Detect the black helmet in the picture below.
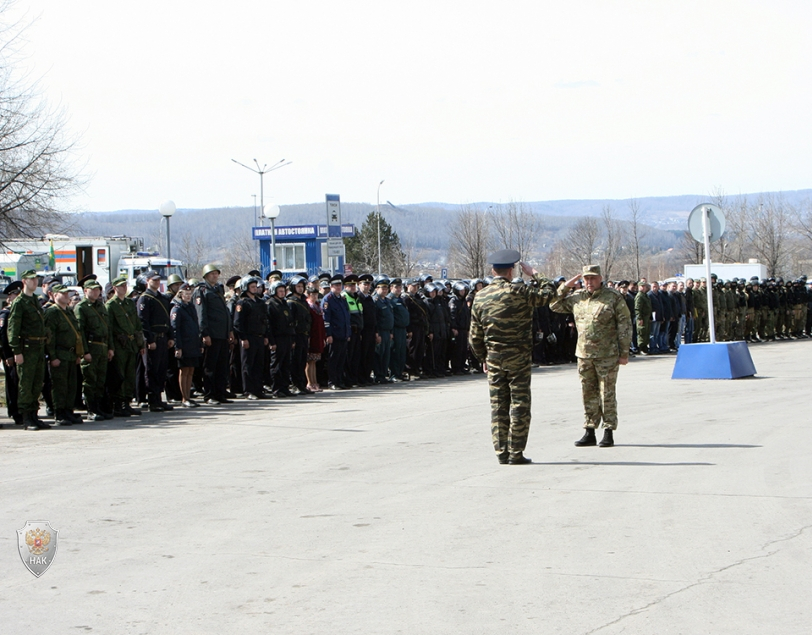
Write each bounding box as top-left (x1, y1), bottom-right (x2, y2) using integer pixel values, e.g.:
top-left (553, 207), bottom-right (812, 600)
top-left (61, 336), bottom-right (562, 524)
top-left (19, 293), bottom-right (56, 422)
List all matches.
top-left (134, 274), bottom-right (148, 294)
top-left (270, 280), bottom-right (287, 294)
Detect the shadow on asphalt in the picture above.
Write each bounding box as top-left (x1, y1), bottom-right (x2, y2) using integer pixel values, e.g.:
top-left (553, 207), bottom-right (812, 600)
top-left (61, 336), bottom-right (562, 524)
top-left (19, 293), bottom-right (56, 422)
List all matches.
top-left (532, 461), bottom-right (716, 466)
top-left (620, 443), bottom-right (761, 449)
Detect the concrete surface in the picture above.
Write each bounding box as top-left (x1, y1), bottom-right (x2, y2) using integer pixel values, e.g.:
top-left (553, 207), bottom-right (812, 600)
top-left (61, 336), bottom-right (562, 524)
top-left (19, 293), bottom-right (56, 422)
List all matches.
top-left (1, 341), bottom-right (810, 634)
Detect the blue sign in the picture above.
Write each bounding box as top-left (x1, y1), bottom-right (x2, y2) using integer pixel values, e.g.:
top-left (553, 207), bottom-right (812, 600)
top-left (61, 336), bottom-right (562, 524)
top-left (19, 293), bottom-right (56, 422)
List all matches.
top-left (252, 224), bottom-right (355, 241)
top-left (441, 268), bottom-right (448, 278)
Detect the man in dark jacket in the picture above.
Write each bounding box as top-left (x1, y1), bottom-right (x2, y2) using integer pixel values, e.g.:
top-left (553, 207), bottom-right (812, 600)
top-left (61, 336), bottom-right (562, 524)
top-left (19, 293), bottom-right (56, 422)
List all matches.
top-left (373, 278), bottom-right (394, 383)
top-left (267, 280), bottom-right (295, 397)
top-left (322, 275), bottom-right (351, 390)
top-left (233, 276), bottom-right (270, 399)
top-left (647, 282), bottom-right (664, 354)
top-left (287, 276), bottom-right (312, 394)
top-left (194, 264), bottom-right (234, 404)
top-left (357, 274), bottom-right (377, 386)
top-left (449, 281), bottom-right (471, 373)
top-left (388, 278), bottom-right (410, 381)
top-left (137, 271), bottom-right (174, 411)
top-left (404, 279), bottom-right (429, 378)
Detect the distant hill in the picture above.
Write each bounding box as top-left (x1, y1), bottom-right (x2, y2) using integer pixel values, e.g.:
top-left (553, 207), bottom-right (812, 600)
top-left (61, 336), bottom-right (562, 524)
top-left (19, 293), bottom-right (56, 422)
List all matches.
top-left (63, 188), bottom-right (811, 266)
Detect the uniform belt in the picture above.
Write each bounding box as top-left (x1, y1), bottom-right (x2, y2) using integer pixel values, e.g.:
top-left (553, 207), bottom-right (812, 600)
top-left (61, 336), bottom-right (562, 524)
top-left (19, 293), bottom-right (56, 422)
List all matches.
top-left (154, 332), bottom-right (167, 338)
top-left (89, 339), bottom-right (107, 344)
top-left (25, 336), bottom-right (47, 341)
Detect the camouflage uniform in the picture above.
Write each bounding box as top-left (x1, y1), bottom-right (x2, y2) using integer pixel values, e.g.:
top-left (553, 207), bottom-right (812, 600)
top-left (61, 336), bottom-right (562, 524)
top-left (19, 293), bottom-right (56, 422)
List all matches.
top-left (469, 273), bottom-right (555, 462)
top-left (550, 281), bottom-right (631, 431)
top-left (44, 302), bottom-right (86, 418)
top-left (107, 288), bottom-right (145, 408)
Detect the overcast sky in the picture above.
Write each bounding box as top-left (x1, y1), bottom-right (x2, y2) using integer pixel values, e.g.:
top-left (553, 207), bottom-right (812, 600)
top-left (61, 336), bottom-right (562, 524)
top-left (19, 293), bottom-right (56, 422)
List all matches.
top-left (13, 0), bottom-right (812, 212)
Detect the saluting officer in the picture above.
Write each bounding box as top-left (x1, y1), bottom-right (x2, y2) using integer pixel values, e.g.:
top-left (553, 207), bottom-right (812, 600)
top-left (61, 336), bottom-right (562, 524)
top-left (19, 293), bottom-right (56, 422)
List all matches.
top-left (7, 270), bottom-right (49, 430)
top-left (194, 264), bottom-right (234, 405)
top-left (137, 270), bottom-right (174, 412)
top-left (233, 276), bottom-right (270, 399)
top-left (106, 276), bottom-right (145, 416)
top-left (470, 251), bottom-right (556, 465)
top-left (45, 283), bottom-right (88, 426)
top-left (1, 281), bottom-right (23, 425)
top-left (75, 276), bottom-right (115, 421)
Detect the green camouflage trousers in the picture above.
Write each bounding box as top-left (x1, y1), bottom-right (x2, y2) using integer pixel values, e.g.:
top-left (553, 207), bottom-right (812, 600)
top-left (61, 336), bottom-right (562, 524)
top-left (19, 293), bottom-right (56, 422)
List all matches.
top-left (487, 349), bottom-right (532, 458)
top-left (577, 356), bottom-right (620, 430)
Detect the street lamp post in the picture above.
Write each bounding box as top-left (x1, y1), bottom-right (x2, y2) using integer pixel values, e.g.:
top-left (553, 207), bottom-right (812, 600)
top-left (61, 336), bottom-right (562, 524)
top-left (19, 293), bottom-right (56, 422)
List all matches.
top-left (159, 200), bottom-right (176, 259)
top-left (377, 179), bottom-right (385, 275)
top-left (231, 158), bottom-right (291, 226)
top-left (263, 204), bottom-right (281, 270)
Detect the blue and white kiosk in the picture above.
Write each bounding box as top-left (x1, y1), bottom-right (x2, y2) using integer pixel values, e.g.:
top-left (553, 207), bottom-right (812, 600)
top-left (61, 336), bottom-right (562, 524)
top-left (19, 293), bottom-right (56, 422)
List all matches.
top-left (252, 224), bottom-right (356, 278)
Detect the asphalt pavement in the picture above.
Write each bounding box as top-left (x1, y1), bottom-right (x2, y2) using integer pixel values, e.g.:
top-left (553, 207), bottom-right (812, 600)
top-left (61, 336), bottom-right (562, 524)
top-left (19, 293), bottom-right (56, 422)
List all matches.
top-left (1, 341), bottom-right (810, 634)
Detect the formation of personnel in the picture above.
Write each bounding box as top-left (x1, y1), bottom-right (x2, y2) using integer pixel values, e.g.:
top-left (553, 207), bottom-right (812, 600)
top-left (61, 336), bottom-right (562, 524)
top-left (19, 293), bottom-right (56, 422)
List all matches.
top-left (3, 265), bottom-right (811, 433)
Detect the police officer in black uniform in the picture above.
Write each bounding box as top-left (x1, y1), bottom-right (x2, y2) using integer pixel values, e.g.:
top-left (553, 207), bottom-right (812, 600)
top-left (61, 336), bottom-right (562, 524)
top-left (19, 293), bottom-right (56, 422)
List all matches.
top-left (136, 271), bottom-right (175, 412)
top-left (194, 263), bottom-right (234, 404)
top-left (233, 276), bottom-right (270, 399)
top-left (267, 280), bottom-right (295, 397)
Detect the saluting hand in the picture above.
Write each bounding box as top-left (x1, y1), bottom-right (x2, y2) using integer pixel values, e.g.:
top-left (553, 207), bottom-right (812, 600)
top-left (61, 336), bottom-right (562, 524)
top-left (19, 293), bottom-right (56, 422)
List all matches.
top-left (564, 274), bottom-right (582, 288)
top-left (519, 261), bottom-right (536, 277)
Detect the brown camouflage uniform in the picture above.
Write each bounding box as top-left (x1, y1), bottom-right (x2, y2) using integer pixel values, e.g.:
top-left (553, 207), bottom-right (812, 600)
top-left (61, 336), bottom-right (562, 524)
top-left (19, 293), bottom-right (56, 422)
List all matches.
top-left (550, 283), bottom-right (631, 431)
top-left (469, 274), bottom-right (555, 461)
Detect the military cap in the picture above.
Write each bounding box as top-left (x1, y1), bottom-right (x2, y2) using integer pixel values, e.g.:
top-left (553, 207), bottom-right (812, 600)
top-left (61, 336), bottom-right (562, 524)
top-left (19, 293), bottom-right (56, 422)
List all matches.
top-left (488, 249), bottom-right (521, 268)
top-left (319, 279), bottom-right (330, 289)
top-left (618, 280), bottom-right (630, 287)
top-left (375, 276), bottom-right (390, 287)
top-left (330, 274), bottom-right (344, 285)
top-left (42, 275), bottom-right (56, 286)
top-left (112, 276), bottom-right (128, 287)
top-left (267, 270), bottom-right (283, 280)
top-left (50, 282), bottom-right (68, 294)
top-left (83, 277), bottom-right (102, 289)
top-left (225, 275), bottom-right (242, 288)
top-left (144, 270), bottom-right (161, 280)
top-left (167, 274), bottom-right (184, 286)
top-left (358, 274), bottom-right (374, 283)
top-left (344, 274), bottom-right (359, 284)
top-left (4, 280), bottom-right (23, 295)
top-left (103, 282), bottom-right (114, 295)
top-left (318, 272), bottom-right (332, 281)
top-left (390, 278), bottom-right (403, 286)
top-left (582, 264), bottom-right (602, 277)
top-left (247, 270), bottom-right (261, 277)
top-left (179, 282), bottom-right (193, 291)
top-left (201, 263), bottom-right (221, 277)
top-left (20, 269), bottom-right (38, 280)
top-left (47, 280), bottom-right (63, 293)
top-left (187, 278), bottom-right (200, 286)
top-left (78, 274), bottom-right (98, 287)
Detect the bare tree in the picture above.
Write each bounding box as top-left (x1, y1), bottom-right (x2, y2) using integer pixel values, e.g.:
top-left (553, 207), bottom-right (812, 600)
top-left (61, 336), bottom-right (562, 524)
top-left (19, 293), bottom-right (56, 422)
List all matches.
top-left (488, 201), bottom-right (542, 261)
top-left (751, 195), bottom-right (794, 276)
top-left (599, 204), bottom-right (624, 280)
top-left (566, 216), bottom-right (600, 267)
top-left (447, 205), bottom-right (490, 277)
top-left (0, 1), bottom-right (84, 242)
top-left (627, 198), bottom-right (646, 281)
top-left (678, 230), bottom-right (703, 265)
top-left (175, 227), bottom-right (211, 278)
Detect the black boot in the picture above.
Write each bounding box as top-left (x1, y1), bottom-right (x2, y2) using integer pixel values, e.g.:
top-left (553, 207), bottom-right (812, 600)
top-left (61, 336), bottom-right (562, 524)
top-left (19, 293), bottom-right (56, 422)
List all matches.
top-left (67, 410), bottom-right (83, 424)
top-left (23, 412), bottom-right (41, 431)
top-left (53, 410), bottom-right (73, 426)
top-left (113, 402), bottom-right (131, 417)
top-left (575, 428), bottom-right (597, 446)
top-left (599, 429), bottom-right (614, 447)
top-left (508, 452), bottom-right (532, 465)
top-left (86, 401), bottom-right (105, 422)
